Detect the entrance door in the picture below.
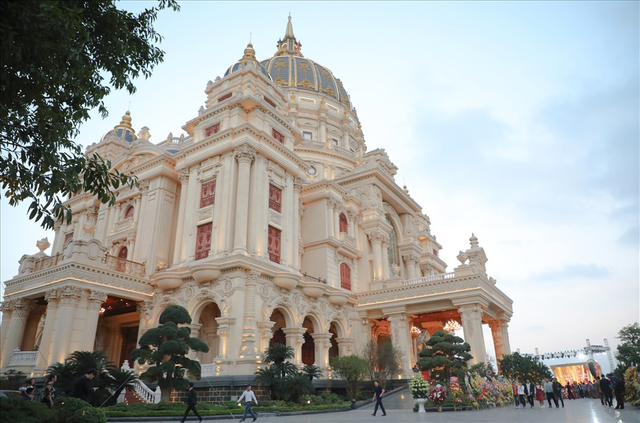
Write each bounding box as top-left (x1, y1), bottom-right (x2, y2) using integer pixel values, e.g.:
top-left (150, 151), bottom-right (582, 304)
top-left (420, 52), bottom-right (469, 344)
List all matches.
top-left (119, 326), bottom-right (139, 366)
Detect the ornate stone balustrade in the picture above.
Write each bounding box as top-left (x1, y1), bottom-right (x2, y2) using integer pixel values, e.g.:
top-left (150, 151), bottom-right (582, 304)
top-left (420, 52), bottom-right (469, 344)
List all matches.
top-left (401, 272), bottom-right (456, 286)
top-left (32, 254), bottom-right (63, 272)
top-left (201, 363), bottom-right (217, 376)
top-left (105, 255), bottom-right (145, 277)
top-left (8, 351), bottom-right (37, 367)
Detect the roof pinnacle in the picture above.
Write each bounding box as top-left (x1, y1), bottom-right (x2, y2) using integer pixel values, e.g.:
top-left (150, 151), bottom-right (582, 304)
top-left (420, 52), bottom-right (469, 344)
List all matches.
top-left (285, 15), bottom-right (295, 39)
top-left (275, 15), bottom-right (303, 57)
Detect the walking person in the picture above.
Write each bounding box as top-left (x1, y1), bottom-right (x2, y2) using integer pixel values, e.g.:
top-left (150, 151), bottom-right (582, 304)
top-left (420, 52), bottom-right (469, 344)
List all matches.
top-left (599, 375), bottom-right (613, 407)
top-left (71, 368), bottom-right (96, 403)
top-left (238, 385), bottom-right (258, 422)
top-left (594, 376), bottom-right (604, 405)
top-left (513, 381), bottom-right (520, 408)
top-left (544, 378), bottom-right (558, 408)
top-left (552, 378), bottom-right (564, 408)
top-left (371, 380), bottom-right (387, 417)
top-left (524, 379), bottom-right (536, 408)
top-left (517, 381), bottom-right (527, 409)
top-left (535, 381), bottom-right (545, 408)
top-left (180, 382), bottom-right (203, 423)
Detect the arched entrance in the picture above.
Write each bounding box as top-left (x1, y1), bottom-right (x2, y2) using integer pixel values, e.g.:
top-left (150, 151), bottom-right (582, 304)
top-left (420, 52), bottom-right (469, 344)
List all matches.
top-left (328, 323), bottom-right (339, 362)
top-left (301, 316), bottom-right (316, 366)
top-left (270, 309), bottom-right (287, 347)
top-left (197, 302), bottom-right (221, 363)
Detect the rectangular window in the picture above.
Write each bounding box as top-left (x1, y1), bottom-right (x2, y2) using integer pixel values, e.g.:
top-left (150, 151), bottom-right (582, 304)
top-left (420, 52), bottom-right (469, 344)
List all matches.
top-left (272, 128), bottom-right (285, 144)
top-left (332, 138), bottom-right (339, 147)
top-left (200, 180), bottom-right (216, 208)
top-left (64, 232), bottom-right (73, 245)
top-left (196, 223), bottom-right (213, 260)
top-left (268, 226), bottom-right (281, 264)
top-left (269, 184), bottom-right (282, 212)
top-left (433, 249), bottom-right (438, 256)
top-left (303, 131), bottom-right (313, 140)
top-left (218, 92), bottom-right (232, 102)
top-left (205, 123), bottom-right (220, 137)
top-left (264, 96), bottom-right (276, 108)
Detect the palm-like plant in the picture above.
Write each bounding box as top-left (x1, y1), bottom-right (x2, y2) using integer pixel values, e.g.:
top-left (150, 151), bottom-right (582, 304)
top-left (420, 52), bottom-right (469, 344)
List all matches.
top-left (302, 364), bottom-right (323, 381)
top-left (255, 343), bottom-right (302, 400)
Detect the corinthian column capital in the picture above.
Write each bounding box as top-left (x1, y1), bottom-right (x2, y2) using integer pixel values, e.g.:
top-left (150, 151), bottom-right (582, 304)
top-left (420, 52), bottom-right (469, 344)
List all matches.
top-left (234, 144), bottom-right (256, 164)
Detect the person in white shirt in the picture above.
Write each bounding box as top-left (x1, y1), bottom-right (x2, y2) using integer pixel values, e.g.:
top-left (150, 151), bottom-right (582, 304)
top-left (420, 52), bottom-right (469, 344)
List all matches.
top-left (238, 385), bottom-right (258, 422)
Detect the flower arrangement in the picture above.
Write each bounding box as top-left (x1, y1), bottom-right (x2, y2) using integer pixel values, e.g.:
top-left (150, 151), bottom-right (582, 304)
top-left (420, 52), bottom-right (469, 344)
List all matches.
top-left (624, 366), bottom-right (640, 408)
top-left (409, 372), bottom-right (429, 398)
top-left (428, 384), bottom-right (447, 406)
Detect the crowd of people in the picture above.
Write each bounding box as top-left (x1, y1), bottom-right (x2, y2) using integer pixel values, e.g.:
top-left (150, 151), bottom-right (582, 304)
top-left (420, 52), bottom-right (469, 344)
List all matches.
top-left (511, 373), bottom-right (626, 410)
top-left (16, 368), bottom-right (97, 408)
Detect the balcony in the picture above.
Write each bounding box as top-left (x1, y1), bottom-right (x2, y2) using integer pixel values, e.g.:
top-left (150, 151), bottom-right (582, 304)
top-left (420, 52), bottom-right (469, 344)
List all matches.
top-left (104, 255), bottom-right (145, 277)
top-left (7, 350), bottom-right (37, 368)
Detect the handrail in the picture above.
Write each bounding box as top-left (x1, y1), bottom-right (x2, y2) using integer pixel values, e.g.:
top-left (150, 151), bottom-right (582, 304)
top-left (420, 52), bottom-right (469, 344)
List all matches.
top-left (302, 272), bottom-right (327, 284)
top-left (104, 254), bottom-right (145, 277)
top-left (130, 379), bottom-right (161, 404)
top-left (401, 272), bottom-right (456, 286)
top-left (32, 254), bottom-right (63, 272)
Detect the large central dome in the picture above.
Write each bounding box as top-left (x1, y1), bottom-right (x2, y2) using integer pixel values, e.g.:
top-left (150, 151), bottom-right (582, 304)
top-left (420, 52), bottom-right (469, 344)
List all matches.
top-left (226, 17), bottom-right (352, 108)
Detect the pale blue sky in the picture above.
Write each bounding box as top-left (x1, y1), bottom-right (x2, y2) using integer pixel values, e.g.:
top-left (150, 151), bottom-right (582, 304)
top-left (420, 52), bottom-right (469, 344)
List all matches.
top-left (1, 1), bottom-right (638, 364)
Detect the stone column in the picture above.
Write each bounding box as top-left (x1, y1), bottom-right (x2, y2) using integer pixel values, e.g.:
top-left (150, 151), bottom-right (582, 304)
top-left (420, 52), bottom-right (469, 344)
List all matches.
top-left (311, 332), bottom-right (332, 369)
top-left (488, 319), bottom-right (506, 361)
top-left (367, 231), bottom-right (384, 280)
top-left (185, 323), bottom-right (202, 360)
top-left (35, 291), bottom-right (61, 371)
top-left (403, 254), bottom-right (418, 280)
top-left (458, 304), bottom-right (487, 364)
top-left (381, 238), bottom-right (390, 279)
top-left (387, 312), bottom-right (413, 375)
top-left (293, 178), bottom-right (303, 269)
top-left (172, 168), bottom-right (190, 264)
top-left (257, 321), bottom-right (275, 356)
top-left (327, 200), bottom-right (335, 238)
top-left (334, 209), bottom-right (341, 239)
top-left (232, 144), bottom-right (256, 255)
top-left (1, 299), bottom-right (31, 369)
top-left (238, 271), bottom-right (260, 360)
top-left (0, 301), bottom-right (13, 369)
top-left (80, 291), bottom-right (107, 352)
top-left (319, 114), bottom-right (327, 146)
top-left (335, 337), bottom-right (355, 357)
top-left (215, 317), bottom-right (235, 360)
top-left (282, 327), bottom-right (306, 365)
top-left (500, 319), bottom-right (511, 356)
top-left (49, 286), bottom-right (83, 364)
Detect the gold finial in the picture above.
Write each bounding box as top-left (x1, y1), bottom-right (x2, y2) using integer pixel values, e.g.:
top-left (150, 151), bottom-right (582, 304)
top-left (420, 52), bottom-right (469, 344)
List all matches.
top-left (241, 43), bottom-right (257, 62)
top-left (285, 15), bottom-right (295, 38)
top-left (117, 111), bottom-right (133, 130)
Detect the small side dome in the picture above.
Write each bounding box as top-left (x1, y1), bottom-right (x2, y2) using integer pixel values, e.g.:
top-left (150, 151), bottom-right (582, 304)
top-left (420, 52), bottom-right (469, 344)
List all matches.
top-left (224, 43), bottom-right (271, 79)
top-left (101, 111), bottom-right (138, 143)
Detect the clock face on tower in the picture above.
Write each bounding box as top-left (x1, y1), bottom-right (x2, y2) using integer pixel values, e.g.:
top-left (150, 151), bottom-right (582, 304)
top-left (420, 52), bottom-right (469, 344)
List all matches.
top-left (307, 166), bottom-right (317, 175)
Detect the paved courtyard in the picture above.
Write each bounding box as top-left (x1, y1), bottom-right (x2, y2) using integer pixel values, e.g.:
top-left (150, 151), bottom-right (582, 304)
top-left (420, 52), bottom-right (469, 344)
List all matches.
top-left (121, 390), bottom-right (639, 423)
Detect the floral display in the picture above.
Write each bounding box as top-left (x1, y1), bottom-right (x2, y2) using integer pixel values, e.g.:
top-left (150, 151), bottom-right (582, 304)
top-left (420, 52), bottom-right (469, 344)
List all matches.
top-left (625, 366), bottom-right (640, 408)
top-left (409, 372), bottom-right (429, 399)
top-left (428, 384), bottom-right (447, 406)
top-left (449, 377), bottom-right (464, 406)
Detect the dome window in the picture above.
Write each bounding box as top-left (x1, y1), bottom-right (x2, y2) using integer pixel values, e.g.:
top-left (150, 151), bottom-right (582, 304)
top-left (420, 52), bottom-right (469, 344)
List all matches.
top-left (303, 131), bottom-right (312, 140)
top-left (124, 205), bottom-right (134, 220)
top-left (272, 128), bottom-right (285, 144)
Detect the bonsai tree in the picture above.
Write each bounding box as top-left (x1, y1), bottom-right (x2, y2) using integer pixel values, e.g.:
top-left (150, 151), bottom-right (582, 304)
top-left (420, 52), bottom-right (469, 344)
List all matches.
top-left (417, 330), bottom-right (472, 382)
top-left (130, 305), bottom-right (208, 402)
top-left (330, 355), bottom-right (368, 402)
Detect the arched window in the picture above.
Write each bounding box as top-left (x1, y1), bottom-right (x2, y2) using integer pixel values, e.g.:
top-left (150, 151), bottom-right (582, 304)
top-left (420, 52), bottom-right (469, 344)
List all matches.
top-left (124, 205), bottom-right (134, 219)
top-left (339, 213), bottom-right (348, 234)
top-left (118, 246), bottom-right (128, 259)
top-left (386, 215), bottom-right (399, 278)
top-left (340, 263), bottom-right (351, 290)
top-left (116, 246), bottom-right (128, 272)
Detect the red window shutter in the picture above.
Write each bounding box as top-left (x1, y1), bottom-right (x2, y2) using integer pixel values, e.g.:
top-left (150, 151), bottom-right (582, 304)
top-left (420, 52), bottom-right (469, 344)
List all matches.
top-left (340, 263), bottom-right (351, 290)
top-left (196, 223), bottom-right (213, 260)
top-left (272, 128), bottom-right (285, 144)
top-left (269, 184), bottom-right (282, 212)
top-left (339, 213), bottom-right (348, 234)
top-left (268, 226), bottom-right (281, 263)
top-left (200, 180), bottom-right (216, 208)
top-left (64, 232), bottom-right (73, 245)
top-left (205, 123), bottom-right (220, 137)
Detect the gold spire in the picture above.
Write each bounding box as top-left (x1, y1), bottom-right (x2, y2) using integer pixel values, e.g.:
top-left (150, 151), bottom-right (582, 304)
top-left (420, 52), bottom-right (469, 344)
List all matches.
top-left (275, 15), bottom-right (303, 57)
top-left (285, 15), bottom-right (295, 39)
top-left (116, 111), bottom-right (133, 130)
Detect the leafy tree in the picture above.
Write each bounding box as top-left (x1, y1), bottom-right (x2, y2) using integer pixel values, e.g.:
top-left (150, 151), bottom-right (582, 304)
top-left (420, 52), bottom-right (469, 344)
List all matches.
top-left (615, 322), bottom-right (640, 369)
top-left (330, 355), bottom-right (368, 402)
top-left (498, 352), bottom-right (552, 382)
top-left (254, 343), bottom-right (304, 401)
top-left (417, 330), bottom-right (473, 382)
top-left (0, 0), bottom-right (179, 229)
top-left (129, 305), bottom-right (208, 403)
top-left (47, 350), bottom-right (138, 406)
top-left (302, 364), bottom-right (323, 382)
top-left (468, 360), bottom-right (496, 378)
top-left (0, 369), bottom-right (26, 390)
top-left (361, 340), bottom-right (403, 389)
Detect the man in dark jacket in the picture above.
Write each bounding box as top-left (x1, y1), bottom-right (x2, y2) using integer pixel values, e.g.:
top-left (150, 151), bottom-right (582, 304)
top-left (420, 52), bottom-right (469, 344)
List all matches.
top-left (524, 379), bottom-right (536, 408)
top-left (599, 375), bottom-right (613, 407)
top-left (181, 382), bottom-right (203, 423)
top-left (71, 368), bottom-right (96, 403)
top-left (552, 378), bottom-right (564, 407)
top-left (614, 377), bottom-right (626, 409)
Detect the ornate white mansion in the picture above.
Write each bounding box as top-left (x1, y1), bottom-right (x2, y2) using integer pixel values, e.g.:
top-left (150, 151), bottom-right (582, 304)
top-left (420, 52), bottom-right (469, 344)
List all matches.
top-left (1, 18), bottom-right (513, 382)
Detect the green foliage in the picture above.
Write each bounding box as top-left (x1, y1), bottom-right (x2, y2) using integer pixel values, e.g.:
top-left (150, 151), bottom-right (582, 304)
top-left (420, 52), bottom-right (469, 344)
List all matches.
top-left (330, 355), bottom-right (368, 400)
top-left (0, 369), bottom-right (26, 390)
top-left (254, 343), bottom-right (312, 403)
top-left (0, 0), bottom-right (179, 229)
top-left (0, 397), bottom-right (56, 423)
top-left (417, 330), bottom-right (472, 382)
top-left (468, 361), bottom-right (496, 378)
top-left (54, 397), bottom-right (92, 422)
top-left (130, 306), bottom-right (208, 402)
top-left (361, 340), bottom-right (403, 389)
top-left (72, 406), bottom-right (107, 423)
top-left (47, 350), bottom-right (137, 406)
top-left (302, 364), bottom-right (323, 381)
top-left (616, 322), bottom-right (640, 369)
top-left (498, 352), bottom-right (552, 382)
